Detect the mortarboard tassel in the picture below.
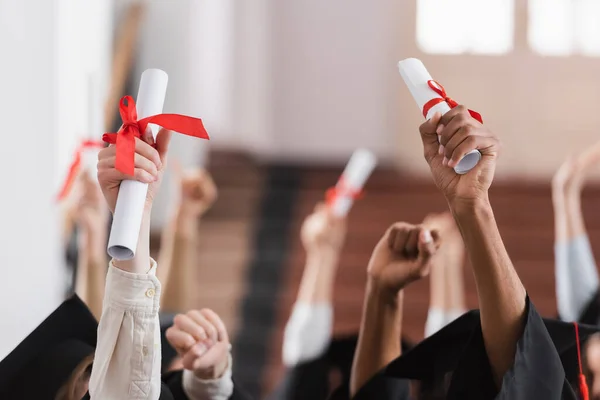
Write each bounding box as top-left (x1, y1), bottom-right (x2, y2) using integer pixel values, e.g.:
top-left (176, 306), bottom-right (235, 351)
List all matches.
top-left (575, 322), bottom-right (590, 400)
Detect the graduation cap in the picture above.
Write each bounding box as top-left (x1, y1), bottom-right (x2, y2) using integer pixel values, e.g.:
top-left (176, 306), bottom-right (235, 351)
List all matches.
top-left (0, 295), bottom-right (97, 399)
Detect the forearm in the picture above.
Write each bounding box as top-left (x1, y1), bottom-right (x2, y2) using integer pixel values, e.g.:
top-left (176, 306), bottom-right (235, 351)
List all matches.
top-left (296, 249), bottom-right (339, 303)
top-left (350, 282), bottom-right (402, 397)
top-left (113, 209), bottom-right (152, 274)
top-left (161, 212), bottom-right (199, 311)
top-left (565, 187), bottom-right (586, 239)
top-left (450, 197), bottom-right (526, 386)
top-left (75, 228), bottom-right (108, 320)
top-left (445, 244), bottom-right (466, 313)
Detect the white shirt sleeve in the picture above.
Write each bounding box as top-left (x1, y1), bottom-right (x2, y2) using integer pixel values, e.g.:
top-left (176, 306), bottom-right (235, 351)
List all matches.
top-left (282, 302), bottom-right (332, 366)
top-left (556, 236), bottom-right (600, 322)
top-left (89, 259), bottom-right (162, 400)
top-left (424, 307), bottom-right (445, 337)
top-left (182, 353), bottom-right (234, 400)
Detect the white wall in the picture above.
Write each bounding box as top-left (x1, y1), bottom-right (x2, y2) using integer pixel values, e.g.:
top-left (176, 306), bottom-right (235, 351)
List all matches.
top-left (0, 0), bottom-right (63, 359)
top-left (0, 0), bottom-right (113, 359)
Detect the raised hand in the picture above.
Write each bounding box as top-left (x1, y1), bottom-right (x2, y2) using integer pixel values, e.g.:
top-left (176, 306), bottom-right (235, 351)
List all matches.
top-left (75, 172), bottom-right (107, 232)
top-left (97, 128), bottom-right (172, 213)
top-left (165, 309), bottom-right (230, 380)
top-left (420, 106), bottom-right (500, 204)
top-left (176, 166), bottom-right (218, 217)
top-left (367, 222), bottom-right (439, 297)
top-left (300, 203), bottom-right (347, 254)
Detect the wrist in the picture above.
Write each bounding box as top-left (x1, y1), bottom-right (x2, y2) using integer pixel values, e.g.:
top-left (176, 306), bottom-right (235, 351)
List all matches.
top-left (448, 195), bottom-right (491, 218)
top-left (175, 210), bottom-right (200, 236)
top-left (195, 353), bottom-right (229, 380)
top-left (307, 247), bottom-right (340, 266)
top-left (366, 278), bottom-right (402, 310)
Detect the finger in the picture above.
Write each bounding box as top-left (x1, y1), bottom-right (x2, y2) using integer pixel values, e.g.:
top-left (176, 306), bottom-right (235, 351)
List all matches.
top-left (419, 112), bottom-right (443, 163)
top-left (391, 224), bottom-right (410, 254)
top-left (438, 111), bottom-right (469, 147)
top-left (97, 163), bottom-right (155, 184)
top-left (417, 228), bottom-right (436, 265)
top-left (97, 145), bottom-right (116, 161)
top-left (156, 128), bottom-right (173, 163)
top-left (141, 126), bottom-right (155, 147)
top-left (181, 342), bottom-right (209, 370)
top-left (192, 341), bottom-right (230, 371)
top-left (403, 228), bottom-right (420, 258)
top-left (439, 104), bottom-right (469, 127)
top-left (200, 309), bottom-right (229, 342)
top-left (186, 310), bottom-right (215, 342)
top-left (174, 314), bottom-right (208, 342)
top-left (135, 137), bottom-right (162, 170)
top-left (165, 327), bottom-right (197, 355)
top-left (447, 134), bottom-right (498, 169)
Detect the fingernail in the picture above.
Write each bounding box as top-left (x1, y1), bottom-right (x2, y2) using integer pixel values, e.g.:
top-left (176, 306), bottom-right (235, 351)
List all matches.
top-left (438, 144), bottom-right (444, 155)
top-left (448, 159), bottom-right (456, 168)
top-left (193, 343), bottom-right (207, 356)
top-left (422, 230), bottom-right (432, 243)
top-left (436, 124), bottom-right (444, 135)
top-left (442, 157), bottom-right (448, 166)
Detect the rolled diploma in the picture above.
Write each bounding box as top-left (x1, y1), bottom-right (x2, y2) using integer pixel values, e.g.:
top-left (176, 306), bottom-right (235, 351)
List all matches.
top-left (397, 58), bottom-right (481, 175)
top-left (107, 69), bottom-right (168, 260)
top-left (330, 149), bottom-right (377, 217)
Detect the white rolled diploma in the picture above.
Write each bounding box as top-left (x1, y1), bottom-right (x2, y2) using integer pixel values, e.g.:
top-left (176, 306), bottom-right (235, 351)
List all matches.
top-left (329, 149), bottom-right (377, 217)
top-left (107, 69), bottom-right (168, 260)
top-left (397, 58), bottom-right (481, 175)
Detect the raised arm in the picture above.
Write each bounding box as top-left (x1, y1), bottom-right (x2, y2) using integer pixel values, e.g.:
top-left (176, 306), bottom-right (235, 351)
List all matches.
top-left (159, 167), bottom-right (217, 312)
top-left (282, 203), bottom-right (346, 366)
top-left (89, 128), bottom-right (172, 400)
top-left (422, 107), bottom-right (526, 386)
top-left (553, 150), bottom-right (600, 322)
top-left (73, 172), bottom-right (109, 320)
top-left (350, 223), bottom-right (438, 396)
top-left (422, 212), bottom-right (466, 337)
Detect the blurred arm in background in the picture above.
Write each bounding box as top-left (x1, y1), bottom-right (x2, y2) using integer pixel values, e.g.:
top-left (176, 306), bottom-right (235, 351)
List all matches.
top-left (282, 203), bottom-right (346, 367)
top-left (423, 212), bottom-right (466, 337)
top-left (158, 166), bottom-right (217, 312)
top-left (74, 172), bottom-right (109, 320)
top-left (553, 145), bottom-right (600, 322)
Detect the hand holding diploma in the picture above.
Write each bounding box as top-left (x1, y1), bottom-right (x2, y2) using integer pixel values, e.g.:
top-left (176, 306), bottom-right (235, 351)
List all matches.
top-left (102, 69), bottom-right (209, 260)
top-left (398, 58), bottom-right (482, 174)
top-left (326, 148), bottom-right (377, 217)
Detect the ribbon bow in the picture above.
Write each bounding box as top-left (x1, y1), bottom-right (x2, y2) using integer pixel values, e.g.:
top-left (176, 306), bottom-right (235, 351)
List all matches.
top-left (326, 177), bottom-right (363, 207)
top-left (56, 140), bottom-right (105, 201)
top-left (422, 80), bottom-right (483, 124)
top-left (102, 96), bottom-right (209, 176)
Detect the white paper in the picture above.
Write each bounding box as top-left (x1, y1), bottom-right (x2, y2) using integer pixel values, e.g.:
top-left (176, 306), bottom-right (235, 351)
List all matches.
top-left (107, 69), bottom-right (169, 260)
top-left (398, 58), bottom-right (481, 174)
top-left (329, 149), bottom-right (377, 217)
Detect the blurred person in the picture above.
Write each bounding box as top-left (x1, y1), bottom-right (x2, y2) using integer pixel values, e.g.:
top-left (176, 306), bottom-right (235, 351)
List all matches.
top-left (422, 211), bottom-right (466, 338)
top-left (552, 147), bottom-right (600, 325)
top-left (269, 204), bottom-right (411, 400)
top-left (345, 107), bottom-right (600, 399)
top-left (73, 171), bottom-right (109, 320)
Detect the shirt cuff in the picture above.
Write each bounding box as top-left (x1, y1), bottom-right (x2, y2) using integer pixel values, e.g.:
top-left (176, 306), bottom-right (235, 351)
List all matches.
top-left (182, 353), bottom-right (234, 400)
top-left (104, 258), bottom-right (161, 313)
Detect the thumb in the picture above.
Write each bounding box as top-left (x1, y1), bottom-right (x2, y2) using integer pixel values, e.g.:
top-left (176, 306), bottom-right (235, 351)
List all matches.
top-left (192, 341), bottom-right (230, 371)
top-left (156, 128), bottom-right (173, 163)
top-left (419, 112), bottom-right (442, 163)
top-left (417, 228), bottom-right (436, 266)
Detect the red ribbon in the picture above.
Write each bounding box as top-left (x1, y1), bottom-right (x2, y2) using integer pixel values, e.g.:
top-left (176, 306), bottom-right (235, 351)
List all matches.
top-left (422, 80), bottom-right (483, 124)
top-left (326, 177), bottom-right (363, 207)
top-left (102, 96), bottom-right (209, 176)
top-left (574, 322), bottom-right (589, 400)
top-left (56, 140), bottom-right (105, 201)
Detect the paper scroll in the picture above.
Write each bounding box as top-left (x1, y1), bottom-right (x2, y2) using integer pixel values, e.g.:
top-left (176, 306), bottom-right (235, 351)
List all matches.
top-left (107, 69), bottom-right (168, 260)
top-left (328, 149), bottom-right (377, 217)
top-left (397, 58), bottom-right (481, 174)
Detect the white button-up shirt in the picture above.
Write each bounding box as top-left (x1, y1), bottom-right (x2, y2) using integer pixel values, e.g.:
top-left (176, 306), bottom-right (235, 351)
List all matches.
top-left (89, 259), bottom-right (234, 399)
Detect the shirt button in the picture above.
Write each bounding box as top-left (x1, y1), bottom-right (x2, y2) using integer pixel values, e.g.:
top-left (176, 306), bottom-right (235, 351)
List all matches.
top-left (145, 288), bottom-right (155, 298)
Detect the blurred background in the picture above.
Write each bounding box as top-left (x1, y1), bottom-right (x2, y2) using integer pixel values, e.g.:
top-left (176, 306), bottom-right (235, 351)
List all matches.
top-left (3, 0), bottom-right (600, 397)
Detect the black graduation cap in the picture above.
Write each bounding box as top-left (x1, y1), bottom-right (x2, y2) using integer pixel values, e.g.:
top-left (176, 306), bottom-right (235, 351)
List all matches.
top-left (0, 295), bottom-right (97, 399)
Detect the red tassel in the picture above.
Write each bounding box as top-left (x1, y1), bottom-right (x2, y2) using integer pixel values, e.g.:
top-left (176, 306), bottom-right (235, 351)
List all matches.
top-left (575, 322), bottom-right (590, 400)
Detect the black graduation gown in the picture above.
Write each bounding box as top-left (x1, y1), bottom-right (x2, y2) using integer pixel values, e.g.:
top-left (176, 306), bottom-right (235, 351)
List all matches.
top-left (268, 335), bottom-right (412, 400)
top-left (343, 297), bottom-right (599, 400)
top-left (574, 288), bottom-right (600, 326)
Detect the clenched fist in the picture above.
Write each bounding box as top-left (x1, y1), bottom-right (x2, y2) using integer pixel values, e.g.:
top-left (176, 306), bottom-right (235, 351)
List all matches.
top-left (300, 203), bottom-right (346, 254)
top-left (367, 222), bottom-right (440, 296)
top-left (165, 309), bottom-right (230, 380)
